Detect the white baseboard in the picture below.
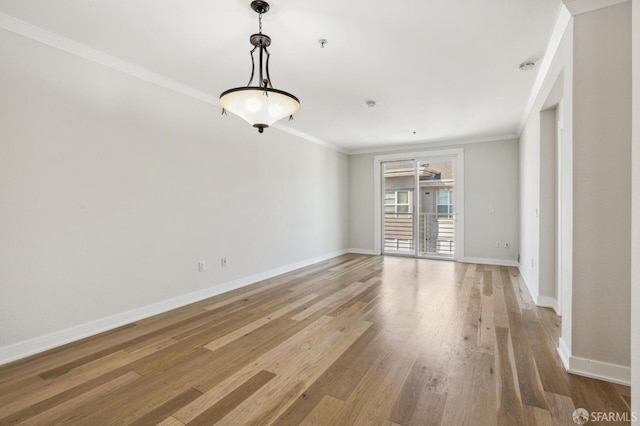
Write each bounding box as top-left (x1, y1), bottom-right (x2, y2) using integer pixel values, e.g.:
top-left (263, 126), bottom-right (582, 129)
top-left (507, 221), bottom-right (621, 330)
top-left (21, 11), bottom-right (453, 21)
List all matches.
top-left (518, 269), bottom-right (537, 304)
top-left (558, 337), bottom-right (630, 385)
top-left (347, 248), bottom-right (379, 255)
top-left (536, 295), bottom-right (558, 311)
top-left (558, 337), bottom-right (572, 369)
top-left (0, 249), bottom-right (348, 366)
top-left (517, 268), bottom-right (561, 314)
top-left (458, 257), bottom-right (519, 267)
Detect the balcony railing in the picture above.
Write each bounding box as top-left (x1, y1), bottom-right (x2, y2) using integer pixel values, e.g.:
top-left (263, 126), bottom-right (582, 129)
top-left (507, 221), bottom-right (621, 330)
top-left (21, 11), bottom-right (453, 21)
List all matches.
top-left (384, 212), bottom-right (454, 257)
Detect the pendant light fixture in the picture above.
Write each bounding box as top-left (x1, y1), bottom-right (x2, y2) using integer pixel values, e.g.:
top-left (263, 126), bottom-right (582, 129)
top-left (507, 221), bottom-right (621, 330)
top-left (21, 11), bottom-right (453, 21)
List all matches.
top-left (220, 1), bottom-right (300, 133)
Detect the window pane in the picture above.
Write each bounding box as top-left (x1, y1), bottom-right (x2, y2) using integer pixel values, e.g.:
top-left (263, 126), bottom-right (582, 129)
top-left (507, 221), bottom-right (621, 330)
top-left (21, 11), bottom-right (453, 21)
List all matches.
top-left (397, 192), bottom-right (408, 204)
top-left (398, 205), bottom-right (409, 213)
top-left (437, 205), bottom-right (448, 214)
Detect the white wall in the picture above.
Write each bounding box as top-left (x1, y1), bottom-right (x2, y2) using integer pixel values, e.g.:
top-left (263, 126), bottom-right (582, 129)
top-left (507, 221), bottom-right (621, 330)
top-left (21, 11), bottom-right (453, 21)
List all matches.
top-left (572, 3), bottom-right (631, 369)
top-left (521, 2), bottom-right (632, 384)
top-left (463, 141), bottom-right (519, 262)
top-left (519, 18), bottom-right (574, 313)
top-left (520, 12), bottom-right (574, 341)
top-left (349, 154), bottom-right (376, 252)
top-left (0, 29), bottom-right (349, 362)
top-left (631, 0), bottom-right (639, 416)
top-left (349, 139), bottom-right (519, 264)
top-left (538, 108), bottom-right (558, 303)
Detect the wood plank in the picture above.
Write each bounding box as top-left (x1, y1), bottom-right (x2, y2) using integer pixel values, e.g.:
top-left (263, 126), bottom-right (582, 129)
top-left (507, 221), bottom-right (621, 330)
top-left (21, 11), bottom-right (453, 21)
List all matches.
top-left (408, 388), bottom-right (446, 426)
top-left (330, 314), bottom-right (426, 425)
top-left (0, 323), bottom-right (139, 387)
top-left (172, 315), bottom-right (336, 423)
top-left (523, 404), bottom-right (554, 426)
top-left (204, 293), bottom-right (319, 352)
top-left (521, 309), bottom-right (572, 397)
top-left (508, 312), bottom-right (548, 409)
top-left (495, 326), bottom-right (525, 425)
top-left (545, 391), bottom-right (577, 426)
top-left (483, 269), bottom-right (493, 296)
top-left (299, 395), bottom-right (344, 426)
top-left (63, 348), bottom-right (220, 424)
top-left (271, 323), bottom-right (383, 425)
top-left (19, 372), bottom-right (140, 426)
top-left (290, 281), bottom-right (372, 321)
top-left (0, 255), bottom-right (630, 424)
top-left (215, 319), bottom-right (372, 425)
top-left (185, 370), bottom-right (276, 425)
top-left (388, 357), bottom-right (433, 424)
top-left (478, 293), bottom-right (496, 354)
top-left (129, 388), bottom-right (202, 426)
top-left (0, 339), bottom-right (175, 417)
top-left (156, 416), bottom-right (184, 426)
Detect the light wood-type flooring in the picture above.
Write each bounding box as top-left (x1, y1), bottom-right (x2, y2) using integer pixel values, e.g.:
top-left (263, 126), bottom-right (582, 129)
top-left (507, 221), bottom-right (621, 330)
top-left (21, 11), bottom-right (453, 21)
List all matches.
top-left (0, 254), bottom-right (631, 425)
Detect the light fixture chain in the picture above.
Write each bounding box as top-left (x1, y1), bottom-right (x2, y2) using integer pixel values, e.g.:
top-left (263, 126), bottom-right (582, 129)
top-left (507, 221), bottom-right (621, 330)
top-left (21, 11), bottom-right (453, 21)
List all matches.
top-left (259, 12), bottom-right (262, 33)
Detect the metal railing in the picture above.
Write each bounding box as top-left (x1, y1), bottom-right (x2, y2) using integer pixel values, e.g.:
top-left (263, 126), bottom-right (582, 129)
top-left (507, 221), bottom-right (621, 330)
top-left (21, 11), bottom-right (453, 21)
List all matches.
top-left (419, 212), bottom-right (454, 256)
top-left (383, 213), bottom-right (414, 251)
top-left (383, 212), bottom-right (454, 256)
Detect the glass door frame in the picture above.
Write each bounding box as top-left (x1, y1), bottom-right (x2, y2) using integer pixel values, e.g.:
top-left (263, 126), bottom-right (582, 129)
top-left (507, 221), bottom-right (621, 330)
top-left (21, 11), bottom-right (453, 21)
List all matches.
top-left (381, 161), bottom-right (418, 256)
top-left (374, 149), bottom-right (465, 261)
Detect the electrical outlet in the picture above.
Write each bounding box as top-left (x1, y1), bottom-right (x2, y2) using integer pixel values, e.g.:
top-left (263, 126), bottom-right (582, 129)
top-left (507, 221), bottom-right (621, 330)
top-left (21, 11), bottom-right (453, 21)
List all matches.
top-left (504, 241), bottom-right (510, 248)
top-left (198, 261), bottom-right (205, 272)
top-left (221, 258), bottom-right (227, 267)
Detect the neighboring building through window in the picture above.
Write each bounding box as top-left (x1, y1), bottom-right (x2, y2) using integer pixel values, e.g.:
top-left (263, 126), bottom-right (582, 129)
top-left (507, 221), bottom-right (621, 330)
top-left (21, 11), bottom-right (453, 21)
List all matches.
top-left (384, 189), bottom-right (414, 251)
top-left (436, 189), bottom-right (454, 215)
top-left (385, 190), bottom-right (413, 217)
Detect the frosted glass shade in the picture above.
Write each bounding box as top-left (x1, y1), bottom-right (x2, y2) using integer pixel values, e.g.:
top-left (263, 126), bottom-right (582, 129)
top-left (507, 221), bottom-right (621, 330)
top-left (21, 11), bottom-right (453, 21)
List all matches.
top-left (220, 87), bottom-right (300, 131)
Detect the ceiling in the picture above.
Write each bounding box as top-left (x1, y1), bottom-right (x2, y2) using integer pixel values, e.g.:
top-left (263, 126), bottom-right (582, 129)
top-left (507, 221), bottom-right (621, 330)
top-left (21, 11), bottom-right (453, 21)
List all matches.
top-left (0, 0), bottom-right (561, 152)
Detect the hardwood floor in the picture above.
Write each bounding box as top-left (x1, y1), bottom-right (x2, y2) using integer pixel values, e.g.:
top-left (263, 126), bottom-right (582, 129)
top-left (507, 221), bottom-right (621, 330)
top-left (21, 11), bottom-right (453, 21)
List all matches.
top-left (0, 254), bottom-right (631, 425)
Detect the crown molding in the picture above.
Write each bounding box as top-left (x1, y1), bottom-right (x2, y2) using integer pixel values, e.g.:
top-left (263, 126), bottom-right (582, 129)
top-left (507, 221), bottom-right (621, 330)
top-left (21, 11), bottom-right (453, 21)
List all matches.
top-left (517, 0), bottom-right (630, 134)
top-left (562, 0), bottom-right (630, 15)
top-left (272, 123), bottom-right (348, 154)
top-left (0, 12), bottom-right (343, 153)
top-left (517, 5), bottom-right (572, 135)
top-left (347, 133), bottom-right (518, 156)
top-left (0, 13), bottom-right (218, 105)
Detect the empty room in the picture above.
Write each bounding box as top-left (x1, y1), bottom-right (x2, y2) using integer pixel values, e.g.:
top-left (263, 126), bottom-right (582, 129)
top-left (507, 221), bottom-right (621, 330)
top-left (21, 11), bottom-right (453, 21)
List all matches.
top-left (1, 0), bottom-right (638, 424)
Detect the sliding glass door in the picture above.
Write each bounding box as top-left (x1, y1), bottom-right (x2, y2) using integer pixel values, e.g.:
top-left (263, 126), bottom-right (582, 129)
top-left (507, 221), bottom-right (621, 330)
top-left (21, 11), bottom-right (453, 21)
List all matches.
top-left (382, 157), bottom-right (456, 259)
top-left (382, 161), bottom-right (416, 255)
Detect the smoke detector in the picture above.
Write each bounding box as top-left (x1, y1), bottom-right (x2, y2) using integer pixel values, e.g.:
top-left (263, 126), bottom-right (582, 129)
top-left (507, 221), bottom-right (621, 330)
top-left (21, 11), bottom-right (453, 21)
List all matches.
top-left (519, 61), bottom-right (536, 72)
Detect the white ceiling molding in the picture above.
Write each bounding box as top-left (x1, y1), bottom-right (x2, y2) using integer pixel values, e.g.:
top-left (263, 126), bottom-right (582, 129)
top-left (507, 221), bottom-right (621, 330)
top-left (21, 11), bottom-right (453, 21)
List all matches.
top-left (272, 123), bottom-right (348, 154)
top-left (517, 5), bottom-right (572, 135)
top-left (0, 12), bottom-right (338, 153)
top-left (517, 0), bottom-right (625, 133)
top-left (0, 13), bottom-right (217, 106)
top-left (562, 0), bottom-right (630, 15)
top-left (0, 1), bottom-right (562, 151)
top-left (347, 134), bottom-right (518, 156)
